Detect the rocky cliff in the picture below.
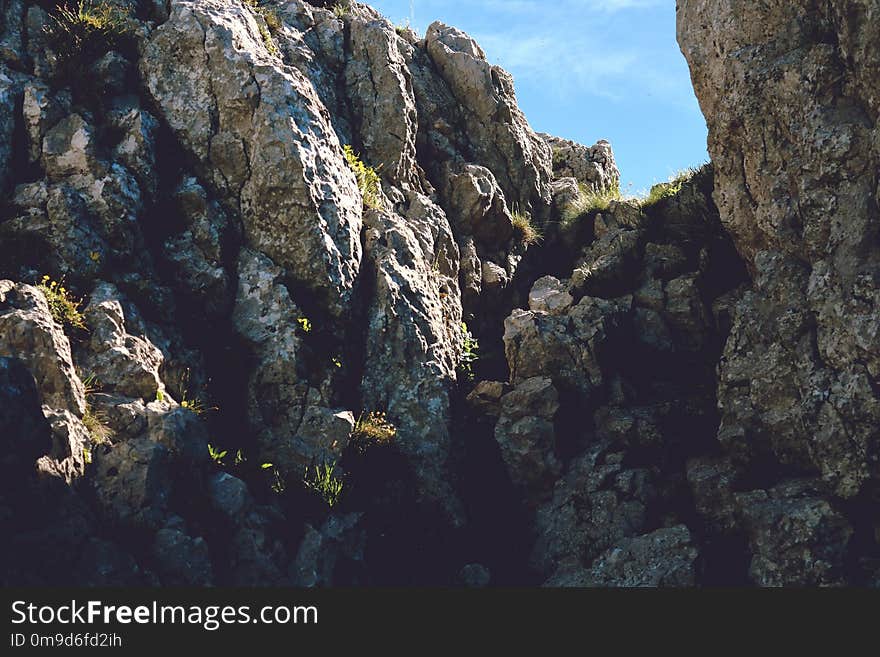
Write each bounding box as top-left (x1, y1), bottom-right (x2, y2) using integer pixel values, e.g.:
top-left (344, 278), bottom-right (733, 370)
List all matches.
top-left (0, 0), bottom-right (876, 587)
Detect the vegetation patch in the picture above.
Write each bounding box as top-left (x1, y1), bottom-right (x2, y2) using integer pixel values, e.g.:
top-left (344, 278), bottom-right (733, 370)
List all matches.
top-left (304, 461), bottom-right (344, 507)
top-left (81, 375), bottom-right (113, 444)
top-left (45, 1), bottom-right (131, 69)
top-left (561, 183), bottom-right (621, 226)
top-left (332, 1), bottom-right (351, 19)
top-left (37, 275), bottom-right (86, 332)
top-left (343, 145), bottom-right (384, 211)
top-left (511, 209), bottom-right (542, 246)
top-left (458, 322), bottom-right (479, 381)
top-left (639, 164), bottom-right (708, 210)
top-left (350, 411), bottom-right (397, 451)
top-left (208, 443), bottom-right (228, 467)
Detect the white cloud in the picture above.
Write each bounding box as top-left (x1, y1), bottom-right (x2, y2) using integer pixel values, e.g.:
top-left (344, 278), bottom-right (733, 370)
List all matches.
top-left (397, 0), bottom-right (686, 106)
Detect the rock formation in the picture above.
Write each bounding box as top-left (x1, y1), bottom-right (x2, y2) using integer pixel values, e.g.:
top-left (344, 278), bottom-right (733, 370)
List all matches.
top-left (0, 0), bottom-right (876, 587)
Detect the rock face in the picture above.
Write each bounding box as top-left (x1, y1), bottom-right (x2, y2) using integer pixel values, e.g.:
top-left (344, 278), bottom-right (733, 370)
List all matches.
top-left (679, 0), bottom-right (880, 584)
top-left (141, 0), bottom-right (363, 317)
top-left (1, 0), bottom-right (876, 587)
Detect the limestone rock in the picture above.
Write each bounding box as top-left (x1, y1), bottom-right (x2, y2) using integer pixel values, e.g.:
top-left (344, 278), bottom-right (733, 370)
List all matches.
top-left (360, 193), bottom-right (463, 522)
top-left (425, 21), bottom-right (552, 213)
top-left (142, 0), bottom-right (362, 316)
top-left (550, 525), bottom-right (698, 587)
top-left (494, 376), bottom-right (561, 504)
top-left (78, 282), bottom-right (165, 401)
top-left (91, 438), bottom-right (172, 531)
top-left (503, 295), bottom-right (630, 395)
top-left (0, 280), bottom-right (86, 415)
top-left (540, 134), bottom-right (620, 192)
top-left (528, 276), bottom-right (573, 316)
top-left (292, 512), bottom-right (365, 587)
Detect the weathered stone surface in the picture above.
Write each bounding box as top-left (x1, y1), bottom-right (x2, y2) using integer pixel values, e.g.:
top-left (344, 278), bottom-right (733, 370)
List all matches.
top-left (23, 80), bottom-right (69, 166)
top-left (540, 134), bottom-right (620, 192)
top-left (78, 282), bottom-right (165, 401)
top-left (680, 0), bottom-right (880, 502)
top-left (465, 380), bottom-right (509, 417)
top-left (528, 276), bottom-right (573, 316)
top-left (0, 280), bottom-right (86, 415)
top-left (503, 295), bottom-right (630, 395)
top-left (91, 438), bottom-right (172, 531)
top-left (345, 13), bottom-right (419, 187)
top-left (142, 0), bottom-right (362, 316)
top-left (548, 525), bottom-right (698, 587)
top-left (0, 182), bottom-right (108, 281)
top-left (0, 64), bottom-right (20, 194)
top-left (163, 176), bottom-right (234, 318)
top-left (39, 408), bottom-right (89, 483)
top-left (152, 526), bottom-right (214, 586)
top-left (232, 247), bottom-right (350, 477)
top-left (735, 481), bottom-right (853, 587)
top-left (360, 193), bottom-right (463, 521)
top-left (424, 21), bottom-right (552, 213)
top-left (494, 376), bottom-right (561, 504)
top-left (292, 512), bottom-right (365, 587)
top-left (531, 441), bottom-right (655, 581)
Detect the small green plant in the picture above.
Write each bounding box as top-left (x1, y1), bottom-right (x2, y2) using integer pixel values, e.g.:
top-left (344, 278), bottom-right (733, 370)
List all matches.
top-left (395, 19), bottom-right (411, 35)
top-left (511, 209), bottom-right (541, 246)
top-left (258, 22), bottom-right (280, 56)
top-left (180, 396), bottom-right (211, 415)
top-left (178, 369), bottom-right (216, 416)
top-left (350, 411), bottom-right (397, 451)
top-left (639, 165), bottom-right (707, 210)
top-left (304, 461), bottom-right (344, 507)
top-left (296, 317), bottom-right (312, 333)
top-left (561, 183), bottom-right (622, 226)
top-left (82, 445), bottom-right (92, 465)
top-left (332, 1), bottom-right (351, 19)
top-left (260, 463), bottom-right (286, 494)
top-left (259, 7), bottom-right (282, 32)
top-left (45, 0), bottom-right (130, 65)
top-left (343, 145), bottom-right (384, 211)
top-left (208, 443), bottom-right (228, 467)
top-left (458, 322), bottom-right (479, 381)
top-left (243, 0), bottom-right (280, 54)
top-left (155, 389), bottom-right (165, 402)
top-left (38, 275), bottom-right (86, 332)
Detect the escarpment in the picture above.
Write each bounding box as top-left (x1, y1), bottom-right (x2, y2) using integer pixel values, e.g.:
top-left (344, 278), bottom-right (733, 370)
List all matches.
top-left (0, 0), bottom-right (877, 587)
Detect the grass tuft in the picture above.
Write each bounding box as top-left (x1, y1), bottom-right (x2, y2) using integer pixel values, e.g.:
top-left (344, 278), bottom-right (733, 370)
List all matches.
top-left (45, 1), bottom-right (130, 68)
top-left (332, 1), bottom-right (351, 19)
top-left (639, 164), bottom-right (708, 210)
top-left (304, 461), bottom-right (344, 507)
top-left (80, 375), bottom-right (113, 445)
top-left (561, 183), bottom-right (621, 227)
top-left (511, 209), bottom-right (542, 246)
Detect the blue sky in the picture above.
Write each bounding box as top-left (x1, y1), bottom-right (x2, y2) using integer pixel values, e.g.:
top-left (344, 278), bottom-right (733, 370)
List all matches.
top-left (368, 0), bottom-right (708, 195)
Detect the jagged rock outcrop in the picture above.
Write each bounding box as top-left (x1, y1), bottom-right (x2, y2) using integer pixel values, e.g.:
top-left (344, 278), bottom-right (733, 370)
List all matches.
top-left (141, 0), bottom-right (363, 317)
top-left (679, 0), bottom-right (880, 585)
top-left (2, 0), bottom-right (875, 588)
